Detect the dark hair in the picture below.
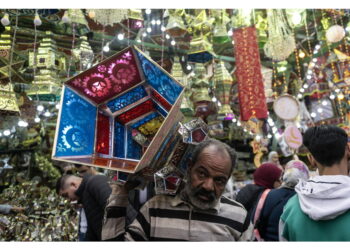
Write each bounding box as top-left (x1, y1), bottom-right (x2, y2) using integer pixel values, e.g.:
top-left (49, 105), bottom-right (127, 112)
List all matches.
top-left (303, 125), bottom-right (348, 166)
top-left (55, 175), bottom-right (72, 194)
top-left (190, 138), bottom-right (237, 175)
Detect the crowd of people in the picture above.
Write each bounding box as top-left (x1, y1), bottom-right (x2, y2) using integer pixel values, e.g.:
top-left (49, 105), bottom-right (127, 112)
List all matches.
top-left (5, 124), bottom-right (349, 241)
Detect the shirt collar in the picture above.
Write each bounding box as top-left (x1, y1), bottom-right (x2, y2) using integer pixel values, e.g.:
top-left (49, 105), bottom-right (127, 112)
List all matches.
top-left (170, 190), bottom-right (221, 213)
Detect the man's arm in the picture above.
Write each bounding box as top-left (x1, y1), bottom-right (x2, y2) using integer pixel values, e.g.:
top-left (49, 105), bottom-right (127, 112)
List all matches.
top-left (102, 184), bottom-right (151, 241)
top-left (278, 219), bottom-right (288, 241)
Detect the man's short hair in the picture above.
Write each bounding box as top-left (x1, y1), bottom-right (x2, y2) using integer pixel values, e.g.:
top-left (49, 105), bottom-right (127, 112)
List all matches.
top-left (303, 125), bottom-right (348, 166)
top-left (190, 138), bottom-right (237, 175)
top-left (55, 175), bottom-right (72, 194)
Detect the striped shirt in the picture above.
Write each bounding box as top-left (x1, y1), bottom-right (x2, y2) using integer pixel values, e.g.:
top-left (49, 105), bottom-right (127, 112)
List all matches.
top-left (102, 191), bottom-right (254, 241)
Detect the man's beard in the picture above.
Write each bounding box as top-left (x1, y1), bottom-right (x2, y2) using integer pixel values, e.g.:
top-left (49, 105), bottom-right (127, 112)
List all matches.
top-left (183, 180), bottom-right (220, 210)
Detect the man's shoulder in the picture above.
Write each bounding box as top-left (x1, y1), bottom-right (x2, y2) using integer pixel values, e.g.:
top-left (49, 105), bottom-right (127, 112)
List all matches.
top-left (221, 196), bottom-right (245, 209)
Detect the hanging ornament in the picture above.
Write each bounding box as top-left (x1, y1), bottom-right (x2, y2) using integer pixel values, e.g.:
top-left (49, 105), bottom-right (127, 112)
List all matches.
top-left (213, 60), bottom-right (234, 119)
top-left (1, 13), bottom-right (10, 26)
top-left (72, 36), bottom-right (94, 71)
top-left (33, 13), bottom-right (42, 26)
top-left (62, 10), bottom-right (70, 23)
top-left (165, 9), bottom-right (187, 37)
top-left (0, 83), bottom-right (20, 115)
top-left (264, 9), bottom-right (296, 61)
top-left (27, 31), bottom-right (63, 99)
top-left (233, 26), bottom-right (268, 121)
top-left (211, 9), bottom-right (230, 44)
top-left (326, 25), bottom-right (346, 43)
top-left (87, 9), bottom-right (128, 26)
top-left (122, 9), bottom-right (144, 29)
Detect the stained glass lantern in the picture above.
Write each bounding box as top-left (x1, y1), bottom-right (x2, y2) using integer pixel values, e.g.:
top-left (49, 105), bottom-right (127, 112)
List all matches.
top-left (52, 46), bottom-right (184, 174)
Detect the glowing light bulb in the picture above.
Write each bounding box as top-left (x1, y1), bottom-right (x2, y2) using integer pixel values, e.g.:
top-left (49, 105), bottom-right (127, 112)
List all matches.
top-left (237, 121), bottom-right (241, 126)
top-left (335, 89), bottom-right (340, 93)
top-left (18, 120), bottom-right (28, 127)
top-left (311, 112), bottom-right (316, 118)
top-left (103, 44), bottom-right (110, 52)
top-left (161, 26), bottom-right (166, 32)
top-left (1, 13), bottom-right (10, 26)
top-left (145, 9), bottom-right (151, 15)
top-left (227, 29), bottom-right (233, 36)
top-left (156, 20), bottom-right (161, 25)
top-left (299, 51), bottom-right (305, 58)
top-left (147, 27), bottom-right (152, 33)
top-left (267, 134), bottom-right (272, 139)
top-left (34, 13), bottom-right (42, 26)
top-left (186, 65), bottom-right (192, 70)
top-left (165, 34), bottom-right (170, 39)
top-left (330, 94), bottom-right (335, 100)
top-left (312, 58), bottom-right (317, 62)
top-left (317, 108), bottom-right (323, 113)
top-left (255, 135), bottom-right (261, 141)
top-left (322, 100), bottom-right (328, 106)
top-left (44, 111), bottom-right (51, 117)
top-left (217, 102), bottom-right (222, 107)
top-left (4, 130), bottom-right (11, 136)
top-left (171, 40), bottom-right (176, 46)
top-left (315, 44), bottom-right (321, 50)
top-left (306, 75), bottom-right (312, 80)
top-left (151, 20), bottom-right (156, 25)
top-left (338, 93), bottom-right (345, 100)
top-left (303, 84), bottom-right (308, 88)
top-left (117, 33), bottom-right (124, 40)
top-left (37, 105), bottom-right (44, 112)
top-left (297, 93), bottom-right (303, 99)
top-left (56, 103), bottom-right (60, 109)
top-left (212, 96), bottom-right (217, 102)
top-left (34, 117), bottom-right (41, 123)
top-left (300, 88), bottom-right (305, 93)
top-left (232, 118), bottom-right (237, 123)
top-left (291, 12), bottom-right (301, 25)
top-left (142, 32), bottom-right (147, 37)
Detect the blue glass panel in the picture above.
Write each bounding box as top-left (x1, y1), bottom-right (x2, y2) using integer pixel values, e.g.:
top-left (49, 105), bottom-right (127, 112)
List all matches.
top-left (114, 120), bottom-right (125, 158)
top-left (188, 52), bottom-right (213, 63)
top-left (55, 87), bottom-right (96, 157)
top-left (126, 128), bottom-right (142, 160)
top-left (106, 85), bottom-right (148, 113)
top-left (154, 102), bottom-right (168, 117)
top-left (136, 51), bottom-right (183, 105)
top-left (130, 112), bottom-right (159, 129)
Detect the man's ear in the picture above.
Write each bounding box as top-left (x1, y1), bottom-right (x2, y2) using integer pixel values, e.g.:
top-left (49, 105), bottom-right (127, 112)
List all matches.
top-left (307, 153), bottom-right (316, 168)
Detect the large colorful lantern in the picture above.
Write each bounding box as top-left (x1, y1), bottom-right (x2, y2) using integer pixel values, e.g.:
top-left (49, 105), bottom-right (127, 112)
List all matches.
top-left (52, 46), bottom-right (184, 174)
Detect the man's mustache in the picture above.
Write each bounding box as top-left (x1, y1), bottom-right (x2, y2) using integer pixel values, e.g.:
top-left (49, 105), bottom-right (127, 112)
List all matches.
top-left (194, 187), bottom-right (216, 202)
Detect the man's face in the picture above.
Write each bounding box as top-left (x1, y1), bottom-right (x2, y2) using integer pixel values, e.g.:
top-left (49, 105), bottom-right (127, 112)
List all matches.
top-left (185, 145), bottom-right (231, 210)
top-left (59, 181), bottom-right (79, 201)
top-left (271, 155), bottom-right (279, 164)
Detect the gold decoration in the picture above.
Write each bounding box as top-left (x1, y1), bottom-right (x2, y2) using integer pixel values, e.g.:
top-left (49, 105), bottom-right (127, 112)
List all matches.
top-left (138, 116), bottom-right (164, 136)
top-left (214, 61), bottom-right (233, 116)
top-left (0, 83), bottom-right (20, 115)
top-left (72, 36), bottom-right (94, 71)
top-left (87, 9), bottom-right (128, 26)
top-left (212, 9), bottom-right (230, 44)
top-left (165, 9), bottom-right (187, 37)
top-left (28, 31), bottom-right (63, 96)
top-left (65, 9), bottom-right (89, 26)
top-left (0, 26), bottom-right (11, 60)
top-left (264, 9), bottom-right (296, 61)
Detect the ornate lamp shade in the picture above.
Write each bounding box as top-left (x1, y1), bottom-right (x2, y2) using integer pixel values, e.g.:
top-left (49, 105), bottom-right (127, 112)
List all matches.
top-left (52, 46), bottom-right (185, 174)
top-left (165, 9), bottom-right (188, 38)
top-left (214, 61), bottom-right (234, 119)
top-left (27, 32), bottom-right (62, 101)
top-left (121, 9), bottom-right (144, 29)
top-left (188, 37), bottom-right (214, 63)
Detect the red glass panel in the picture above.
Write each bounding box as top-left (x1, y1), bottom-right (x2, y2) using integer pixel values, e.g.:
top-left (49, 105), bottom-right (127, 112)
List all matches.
top-left (66, 48), bottom-right (142, 104)
top-left (151, 89), bottom-right (172, 111)
top-left (116, 99), bottom-right (155, 124)
top-left (96, 112), bottom-right (110, 154)
top-left (191, 128), bottom-right (206, 143)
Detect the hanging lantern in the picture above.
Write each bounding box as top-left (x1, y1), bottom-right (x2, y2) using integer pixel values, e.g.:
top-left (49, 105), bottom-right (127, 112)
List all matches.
top-left (214, 61), bottom-right (234, 119)
top-left (212, 9), bottom-right (230, 44)
top-left (0, 26), bottom-right (11, 60)
top-left (27, 31), bottom-right (63, 100)
top-left (122, 9), bottom-right (144, 29)
top-left (165, 9), bottom-right (187, 37)
top-left (326, 25), bottom-right (346, 43)
top-left (264, 9), bottom-right (296, 61)
top-left (72, 36), bottom-right (94, 72)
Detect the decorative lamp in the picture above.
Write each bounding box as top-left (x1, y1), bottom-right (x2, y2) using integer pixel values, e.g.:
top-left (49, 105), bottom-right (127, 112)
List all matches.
top-left (165, 9), bottom-right (187, 38)
top-left (27, 31), bottom-right (63, 101)
top-left (214, 60), bottom-right (234, 119)
top-left (326, 25), bottom-right (346, 43)
top-left (87, 9), bottom-right (128, 27)
top-left (52, 46), bottom-right (185, 175)
top-left (122, 9), bottom-right (144, 29)
top-left (1, 13), bottom-right (10, 26)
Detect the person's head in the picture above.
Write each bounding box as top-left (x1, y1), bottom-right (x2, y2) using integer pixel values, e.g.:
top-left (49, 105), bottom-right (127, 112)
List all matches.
top-left (253, 163), bottom-right (283, 189)
top-left (55, 175), bottom-right (82, 201)
top-left (303, 125), bottom-right (349, 170)
top-left (268, 151), bottom-right (280, 164)
top-left (75, 164), bottom-right (97, 177)
top-left (282, 160), bottom-right (310, 189)
top-left (185, 139), bottom-right (237, 210)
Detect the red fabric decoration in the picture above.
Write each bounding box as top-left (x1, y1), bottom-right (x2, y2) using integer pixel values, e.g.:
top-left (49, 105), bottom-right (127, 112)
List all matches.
top-left (96, 112), bottom-right (110, 154)
top-left (233, 26), bottom-right (268, 121)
